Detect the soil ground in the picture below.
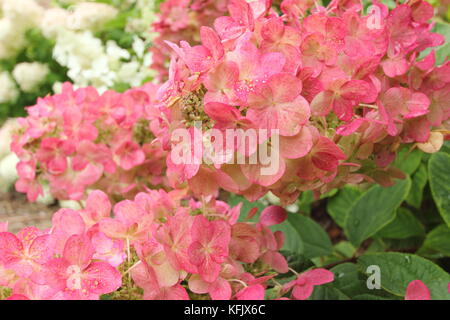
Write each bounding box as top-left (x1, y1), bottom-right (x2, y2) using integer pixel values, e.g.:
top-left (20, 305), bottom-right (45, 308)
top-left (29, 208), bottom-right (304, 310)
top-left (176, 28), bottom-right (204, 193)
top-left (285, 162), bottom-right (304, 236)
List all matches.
top-left (0, 190), bottom-right (57, 233)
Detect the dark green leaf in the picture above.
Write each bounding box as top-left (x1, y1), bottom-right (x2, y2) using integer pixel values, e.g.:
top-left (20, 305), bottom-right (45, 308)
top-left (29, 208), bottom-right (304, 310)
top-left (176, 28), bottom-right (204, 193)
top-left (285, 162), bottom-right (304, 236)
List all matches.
top-left (358, 252), bottom-right (450, 299)
top-left (327, 186), bottom-right (363, 228)
top-left (345, 178), bottom-right (411, 246)
top-left (377, 208), bottom-right (425, 239)
top-left (428, 152), bottom-right (450, 227)
top-left (406, 163), bottom-right (428, 208)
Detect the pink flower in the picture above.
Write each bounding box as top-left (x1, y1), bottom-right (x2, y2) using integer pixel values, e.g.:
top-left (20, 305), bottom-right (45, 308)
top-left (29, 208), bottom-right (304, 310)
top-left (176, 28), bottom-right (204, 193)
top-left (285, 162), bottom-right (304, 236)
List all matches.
top-left (0, 228), bottom-right (54, 280)
top-left (43, 234), bottom-right (121, 300)
top-left (235, 284), bottom-right (265, 300)
top-left (297, 128), bottom-right (347, 181)
top-left (79, 190), bottom-right (111, 228)
top-left (156, 210), bottom-right (198, 273)
top-left (132, 239), bottom-right (182, 294)
top-left (131, 262), bottom-right (188, 300)
top-left (36, 138), bottom-right (75, 175)
top-left (311, 79), bottom-right (377, 121)
top-left (284, 268), bottom-right (334, 300)
top-left (247, 73), bottom-right (310, 136)
top-left (188, 215), bottom-right (231, 283)
top-left (188, 273), bottom-right (232, 300)
top-left (99, 194), bottom-right (154, 243)
top-left (214, 0), bottom-right (255, 42)
top-left (405, 280), bottom-right (431, 300)
top-left (114, 141), bottom-right (146, 171)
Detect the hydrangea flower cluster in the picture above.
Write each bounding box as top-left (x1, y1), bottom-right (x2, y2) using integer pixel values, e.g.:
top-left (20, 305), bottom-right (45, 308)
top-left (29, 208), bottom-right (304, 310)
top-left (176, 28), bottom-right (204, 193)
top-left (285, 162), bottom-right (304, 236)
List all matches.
top-left (150, 0), bottom-right (229, 81)
top-left (11, 83), bottom-right (167, 202)
top-left (150, 0), bottom-right (450, 204)
top-left (0, 189), bottom-right (331, 300)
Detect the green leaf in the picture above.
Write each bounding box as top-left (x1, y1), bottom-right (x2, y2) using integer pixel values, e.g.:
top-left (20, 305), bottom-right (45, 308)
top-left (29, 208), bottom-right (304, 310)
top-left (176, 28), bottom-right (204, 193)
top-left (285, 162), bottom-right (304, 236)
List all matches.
top-left (358, 252), bottom-right (450, 299)
top-left (432, 22), bottom-right (450, 65)
top-left (393, 147), bottom-right (423, 175)
top-left (271, 221), bottom-right (304, 254)
top-left (345, 178), bottom-right (411, 246)
top-left (429, 152), bottom-right (450, 227)
top-left (330, 263), bottom-right (372, 297)
top-left (352, 294), bottom-right (393, 300)
top-left (418, 224), bottom-right (450, 257)
top-left (376, 208), bottom-right (425, 239)
top-left (295, 190), bottom-right (314, 214)
top-left (327, 186), bottom-right (363, 228)
top-left (334, 241), bottom-right (356, 258)
top-left (309, 285), bottom-right (350, 300)
top-left (285, 213), bottom-right (332, 259)
top-left (405, 163), bottom-right (428, 208)
top-left (228, 195), bottom-right (266, 222)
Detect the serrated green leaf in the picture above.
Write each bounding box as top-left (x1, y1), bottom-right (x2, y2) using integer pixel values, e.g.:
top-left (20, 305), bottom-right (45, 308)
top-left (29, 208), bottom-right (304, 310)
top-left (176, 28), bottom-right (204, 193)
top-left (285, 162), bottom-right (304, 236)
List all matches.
top-left (432, 22), bottom-right (450, 65)
top-left (330, 263), bottom-right (371, 297)
top-left (377, 208), bottom-right (425, 239)
top-left (393, 147), bottom-right (423, 175)
top-left (352, 294), bottom-right (393, 300)
top-left (406, 163), bottom-right (428, 208)
top-left (419, 224), bottom-right (450, 257)
top-left (285, 213), bottom-right (332, 259)
top-left (327, 186), bottom-right (363, 228)
top-left (345, 178), bottom-right (411, 246)
top-left (271, 221), bottom-right (304, 254)
top-left (309, 285), bottom-right (350, 300)
top-left (358, 252), bottom-right (450, 299)
top-left (429, 152), bottom-right (450, 227)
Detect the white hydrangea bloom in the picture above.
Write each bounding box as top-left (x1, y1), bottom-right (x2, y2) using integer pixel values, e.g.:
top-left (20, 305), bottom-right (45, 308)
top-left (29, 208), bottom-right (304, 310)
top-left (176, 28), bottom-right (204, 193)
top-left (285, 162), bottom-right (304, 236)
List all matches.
top-left (0, 153), bottom-right (19, 192)
top-left (53, 30), bottom-right (111, 90)
top-left (40, 8), bottom-right (70, 39)
top-left (0, 118), bottom-right (20, 192)
top-left (1, 0), bottom-right (44, 29)
top-left (0, 18), bottom-right (27, 59)
top-left (53, 29), bottom-right (153, 91)
top-left (66, 2), bottom-right (118, 31)
top-left (12, 62), bottom-right (50, 93)
top-left (0, 72), bottom-right (19, 104)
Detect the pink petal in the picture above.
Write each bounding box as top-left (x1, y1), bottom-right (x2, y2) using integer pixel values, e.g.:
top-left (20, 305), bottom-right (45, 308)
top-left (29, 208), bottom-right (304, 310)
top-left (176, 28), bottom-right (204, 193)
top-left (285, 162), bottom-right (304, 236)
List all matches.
top-left (236, 284), bottom-right (265, 300)
top-left (83, 261), bottom-right (122, 295)
top-left (99, 218), bottom-right (128, 239)
top-left (63, 234), bottom-right (94, 269)
top-left (303, 268), bottom-right (334, 285)
top-left (260, 205), bottom-right (287, 226)
top-left (204, 102), bottom-right (240, 124)
top-left (200, 27), bottom-right (224, 61)
top-left (188, 274), bottom-right (210, 294)
top-left (292, 283), bottom-right (314, 300)
top-left (0, 232), bottom-right (23, 265)
top-left (85, 190), bottom-right (111, 221)
top-left (311, 91), bottom-right (334, 116)
top-left (405, 280), bottom-right (431, 300)
top-left (209, 277), bottom-right (232, 300)
top-left (268, 73), bottom-right (302, 104)
top-left (279, 127), bottom-right (313, 159)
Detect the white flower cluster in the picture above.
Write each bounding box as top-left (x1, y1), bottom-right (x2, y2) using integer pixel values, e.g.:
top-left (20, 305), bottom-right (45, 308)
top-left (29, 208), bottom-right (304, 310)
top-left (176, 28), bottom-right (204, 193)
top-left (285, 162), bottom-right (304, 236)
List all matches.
top-left (12, 62), bottom-right (50, 93)
top-left (0, 0), bottom-right (44, 60)
top-left (0, 0), bottom-right (157, 96)
top-left (0, 118), bottom-right (19, 192)
top-left (0, 72), bottom-right (19, 104)
top-left (52, 31), bottom-right (154, 92)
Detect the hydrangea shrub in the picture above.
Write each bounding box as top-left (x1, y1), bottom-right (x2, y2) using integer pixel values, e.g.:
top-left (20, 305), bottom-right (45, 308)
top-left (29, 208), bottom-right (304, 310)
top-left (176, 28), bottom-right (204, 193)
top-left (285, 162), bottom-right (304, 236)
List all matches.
top-left (1, 0), bottom-right (450, 301)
